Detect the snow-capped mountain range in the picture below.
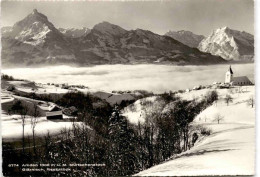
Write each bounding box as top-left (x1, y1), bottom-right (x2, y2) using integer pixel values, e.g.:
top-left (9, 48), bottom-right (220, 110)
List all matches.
top-left (1, 9), bottom-right (252, 67)
top-left (198, 27), bottom-right (254, 61)
top-left (165, 30), bottom-right (205, 48)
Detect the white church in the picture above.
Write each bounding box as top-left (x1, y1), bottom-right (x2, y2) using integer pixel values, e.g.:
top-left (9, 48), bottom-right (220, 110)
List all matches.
top-left (225, 66), bottom-right (253, 86)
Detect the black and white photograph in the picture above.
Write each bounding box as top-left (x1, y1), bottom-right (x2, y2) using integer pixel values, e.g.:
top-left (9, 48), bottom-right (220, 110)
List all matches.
top-left (0, 0), bottom-right (256, 176)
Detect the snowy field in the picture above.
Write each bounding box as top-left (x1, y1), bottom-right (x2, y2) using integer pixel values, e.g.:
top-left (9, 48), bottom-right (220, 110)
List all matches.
top-left (1, 91), bottom-right (88, 142)
top-left (2, 63), bottom-right (254, 93)
top-left (135, 86), bottom-right (255, 176)
top-left (1, 113), bottom-right (85, 141)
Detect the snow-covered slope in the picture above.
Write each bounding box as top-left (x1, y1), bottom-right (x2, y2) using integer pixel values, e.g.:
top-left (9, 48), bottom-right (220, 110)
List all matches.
top-left (3, 9), bottom-right (64, 45)
top-left (136, 86), bottom-right (255, 176)
top-left (165, 30), bottom-right (205, 48)
top-left (198, 27), bottom-right (254, 61)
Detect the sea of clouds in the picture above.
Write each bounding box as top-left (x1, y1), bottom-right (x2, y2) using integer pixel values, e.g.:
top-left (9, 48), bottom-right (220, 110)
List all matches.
top-left (2, 64), bottom-right (254, 93)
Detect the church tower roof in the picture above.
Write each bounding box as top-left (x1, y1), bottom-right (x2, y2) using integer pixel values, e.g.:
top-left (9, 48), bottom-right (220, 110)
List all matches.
top-left (228, 65), bottom-right (233, 74)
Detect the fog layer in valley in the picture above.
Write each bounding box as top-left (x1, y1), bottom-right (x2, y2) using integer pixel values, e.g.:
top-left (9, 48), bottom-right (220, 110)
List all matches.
top-left (2, 64), bottom-right (254, 93)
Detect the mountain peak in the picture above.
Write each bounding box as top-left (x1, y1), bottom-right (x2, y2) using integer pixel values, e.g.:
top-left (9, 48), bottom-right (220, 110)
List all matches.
top-left (32, 9), bottom-right (38, 14)
top-left (98, 21), bottom-right (112, 26)
top-left (214, 26), bottom-right (230, 34)
top-left (93, 21), bottom-right (116, 29)
top-left (14, 9), bottom-right (51, 29)
top-left (221, 26), bottom-right (229, 30)
top-left (3, 9), bottom-right (65, 47)
top-left (93, 21), bottom-right (127, 36)
top-left (199, 27), bottom-right (254, 61)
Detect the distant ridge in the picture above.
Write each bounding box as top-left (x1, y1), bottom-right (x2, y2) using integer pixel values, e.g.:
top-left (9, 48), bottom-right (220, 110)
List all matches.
top-left (165, 30), bottom-right (205, 48)
top-left (2, 9), bottom-right (226, 67)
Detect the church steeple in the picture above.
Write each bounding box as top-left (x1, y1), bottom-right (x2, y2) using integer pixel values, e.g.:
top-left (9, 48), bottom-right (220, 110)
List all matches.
top-left (228, 65), bottom-right (233, 74)
top-left (225, 65), bottom-right (233, 83)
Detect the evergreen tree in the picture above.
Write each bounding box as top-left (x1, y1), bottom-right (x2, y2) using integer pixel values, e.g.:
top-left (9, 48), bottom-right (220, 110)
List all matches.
top-left (107, 105), bottom-right (138, 175)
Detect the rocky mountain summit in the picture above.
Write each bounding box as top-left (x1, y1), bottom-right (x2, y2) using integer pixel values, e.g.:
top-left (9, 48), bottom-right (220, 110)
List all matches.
top-left (198, 27), bottom-right (254, 61)
top-left (2, 9), bottom-right (75, 66)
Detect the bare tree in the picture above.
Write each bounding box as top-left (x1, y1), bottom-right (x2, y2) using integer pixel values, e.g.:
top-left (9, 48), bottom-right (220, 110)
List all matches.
top-left (27, 135), bottom-right (31, 154)
top-left (31, 103), bottom-right (40, 155)
top-left (21, 104), bottom-right (29, 154)
top-left (9, 100), bottom-right (28, 154)
top-left (213, 113), bottom-right (224, 124)
top-left (247, 96), bottom-right (254, 108)
top-left (224, 94), bottom-right (233, 106)
top-left (236, 86), bottom-right (242, 97)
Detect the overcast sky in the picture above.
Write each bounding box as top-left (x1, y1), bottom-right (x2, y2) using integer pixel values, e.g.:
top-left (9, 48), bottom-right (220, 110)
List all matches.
top-left (1, 0), bottom-right (254, 36)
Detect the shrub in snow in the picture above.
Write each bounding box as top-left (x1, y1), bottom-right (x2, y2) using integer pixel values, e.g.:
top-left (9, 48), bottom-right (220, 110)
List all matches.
top-left (224, 94), bottom-right (233, 106)
top-left (199, 126), bottom-right (212, 136)
top-left (247, 96), bottom-right (254, 108)
top-left (204, 90), bottom-right (218, 104)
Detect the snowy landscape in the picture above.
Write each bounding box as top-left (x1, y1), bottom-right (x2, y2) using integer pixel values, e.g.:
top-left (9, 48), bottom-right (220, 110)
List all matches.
top-left (1, 64), bottom-right (255, 176)
top-left (1, 0), bottom-right (255, 176)
top-left (135, 86), bottom-right (255, 176)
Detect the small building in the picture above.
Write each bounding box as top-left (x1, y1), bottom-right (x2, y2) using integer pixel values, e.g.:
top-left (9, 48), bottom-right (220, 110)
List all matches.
top-left (46, 105), bottom-right (63, 120)
top-left (225, 66), bottom-right (253, 86)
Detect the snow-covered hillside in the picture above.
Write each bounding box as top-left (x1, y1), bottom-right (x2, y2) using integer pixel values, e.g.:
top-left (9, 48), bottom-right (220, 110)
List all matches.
top-left (135, 86), bottom-right (255, 176)
top-left (198, 27), bottom-right (254, 61)
top-left (2, 80), bottom-right (137, 106)
top-left (165, 30), bottom-right (205, 48)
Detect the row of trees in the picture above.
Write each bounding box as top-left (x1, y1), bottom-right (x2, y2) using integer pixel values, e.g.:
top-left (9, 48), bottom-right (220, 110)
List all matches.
top-left (1, 74), bottom-right (15, 81)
